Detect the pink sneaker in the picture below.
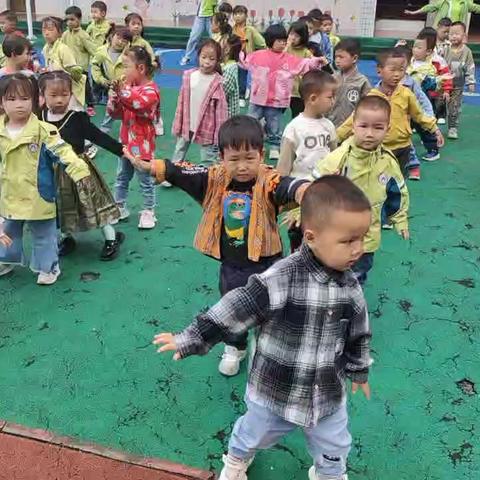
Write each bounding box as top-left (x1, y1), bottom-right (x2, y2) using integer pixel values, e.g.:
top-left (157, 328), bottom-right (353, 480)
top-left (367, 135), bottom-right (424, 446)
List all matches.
top-left (138, 210), bottom-right (157, 229)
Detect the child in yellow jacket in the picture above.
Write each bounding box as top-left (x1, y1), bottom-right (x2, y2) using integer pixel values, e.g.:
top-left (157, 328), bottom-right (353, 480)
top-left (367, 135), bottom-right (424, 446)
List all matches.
top-left (86, 1), bottom-right (112, 48)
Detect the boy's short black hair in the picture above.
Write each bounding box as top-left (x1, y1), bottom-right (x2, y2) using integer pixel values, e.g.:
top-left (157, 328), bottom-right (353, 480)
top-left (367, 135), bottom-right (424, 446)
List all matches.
top-left (65, 6), bottom-right (82, 20)
top-left (0, 10), bottom-right (17, 23)
top-left (438, 17), bottom-right (452, 27)
top-left (218, 115), bottom-right (264, 154)
top-left (301, 176), bottom-right (371, 230)
top-left (376, 47), bottom-right (405, 67)
top-left (320, 13), bottom-right (333, 24)
top-left (394, 44), bottom-right (413, 63)
top-left (335, 38), bottom-right (361, 57)
top-left (218, 2), bottom-right (233, 15)
top-left (91, 1), bottom-right (107, 13)
top-left (353, 95), bottom-right (391, 120)
top-left (307, 9), bottom-right (323, 22)
top-left (417, 27), bottom-right (437, 51)
top-left (2, 34), bottom-right (31, 57)
top-left (264, 24), bottom-right (287, 48)
top-left (288, 21), bottom-right (309, 48)
top-left (299, 70), bottom-right (336, 101)
top-left (450, 21), bottom-right (467, 32)
top-left (298, 15), bottom-right (312, 24)
top-left (232, 5), bottom-right (248, 15)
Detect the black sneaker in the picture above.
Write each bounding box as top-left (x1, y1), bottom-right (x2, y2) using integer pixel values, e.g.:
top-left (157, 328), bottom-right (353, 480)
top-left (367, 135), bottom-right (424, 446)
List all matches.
top-left (100, 231), bottom-right (125, 261)
top-left (59, 236), bottom-right (76, 256)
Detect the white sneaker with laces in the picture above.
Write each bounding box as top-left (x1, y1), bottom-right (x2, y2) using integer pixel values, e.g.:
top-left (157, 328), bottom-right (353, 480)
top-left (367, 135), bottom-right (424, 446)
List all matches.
top-left (138, 209), bottom-right (157, 229)
top-left (0, 263), bottom-right (15, 277)
top-left (180, 57), bottom-right (189, 66)
top-left (218, 454), bottom-right (252, 480)
top-left (218, 346), bottom-right (247, 376)
top-left (118, 206), bottom-right (130, 221)
top-left (161, 181), bottom-right (172, 188)
top-left (239, 98), bottom-right (246, 108)
top-left (308, 466), bottom-right (348, 480)
top-left (37, 266), bottom-right (61, 285)
top-left (437, 117), bottom-right (446, 125)
top-left (269, 148), bottom-right (280, 160)
top-left (448, 128), bottom-right (458, 139)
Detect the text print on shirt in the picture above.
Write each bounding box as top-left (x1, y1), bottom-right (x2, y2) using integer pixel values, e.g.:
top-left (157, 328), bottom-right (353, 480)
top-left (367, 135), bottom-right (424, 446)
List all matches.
top-left (304, 133), bottom-right (331, 150)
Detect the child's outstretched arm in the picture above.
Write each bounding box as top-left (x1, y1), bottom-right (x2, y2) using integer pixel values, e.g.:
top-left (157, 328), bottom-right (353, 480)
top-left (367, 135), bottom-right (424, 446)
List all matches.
top-left (153, 275), bottom-right (271, 360)
top-left (408, 92), bottom-right (444, 148)
top-left (81, 113), bottom-right (124, 158)
top-left (276, 137), bottom-right (296, 176)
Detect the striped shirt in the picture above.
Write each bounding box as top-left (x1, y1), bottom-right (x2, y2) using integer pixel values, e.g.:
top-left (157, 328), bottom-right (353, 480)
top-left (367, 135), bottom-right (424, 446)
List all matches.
top-left (175, 243), bottom-right (371, 427)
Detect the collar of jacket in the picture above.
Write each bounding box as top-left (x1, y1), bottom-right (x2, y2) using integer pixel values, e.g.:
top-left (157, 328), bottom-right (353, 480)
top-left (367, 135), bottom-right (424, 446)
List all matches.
top-left (0, 113), bottom-right (44, 151)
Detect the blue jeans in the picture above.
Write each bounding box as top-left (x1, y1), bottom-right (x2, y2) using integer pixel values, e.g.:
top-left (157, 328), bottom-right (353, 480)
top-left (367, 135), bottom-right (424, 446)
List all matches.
top-left (172, 135), bottom-right (219, 165)
top-left (352, 252), bottom-right (375, 286)
top-left (183, 16), bottom-right (212, 62)
top-left (248, 104), bottom-right (284, 149)
top-left (100, 111), bottom-right (115, 133)
top-left (1, 219), bottom-right (58, 273)
top-left (114, 156), bottom-right (156, 210)
top-left (238, 67), bottom-right (248, 99)
top-left (229, 399), bottom-right (351, 478)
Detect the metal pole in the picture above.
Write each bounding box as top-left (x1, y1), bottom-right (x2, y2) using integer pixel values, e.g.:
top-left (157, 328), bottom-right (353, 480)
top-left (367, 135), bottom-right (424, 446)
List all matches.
top-left (25, 0), bottom-right (35, 39)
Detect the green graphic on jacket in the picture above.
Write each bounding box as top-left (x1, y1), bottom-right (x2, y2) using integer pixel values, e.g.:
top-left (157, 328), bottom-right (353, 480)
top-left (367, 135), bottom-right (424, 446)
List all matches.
top-left (223, 192), bottom-right (252, 247)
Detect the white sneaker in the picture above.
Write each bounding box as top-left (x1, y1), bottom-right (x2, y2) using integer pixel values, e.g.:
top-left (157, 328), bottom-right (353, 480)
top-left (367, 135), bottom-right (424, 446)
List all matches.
top-left (118, 206), bottom-right (130, 221)
top-left (138, 209), bottom-right (157, 229)
top-left (308, 466), bottom-right (348, 480)
top-left (0, 263), bottom-right (14, 277)
top-left (85, 144), bottom-right (98, 159)
top-left (239, 98), bottom-right (246, 108)
top-left (448, 128), bottom-right (458, 139)
top-left (37, 266), bottom-right (61, 285)
top-left (161, 181), bottom-right (172, 188)
top-left (180, 57), bottom-right (189, 66)
top-left (438, 117), bottom-right (446, 125)
top-left (218, 454), bottom-right (252, 480)
top-left (218, 346), bottom-right (247, 376)
top-left (269, 148), bottom-right (280, 160)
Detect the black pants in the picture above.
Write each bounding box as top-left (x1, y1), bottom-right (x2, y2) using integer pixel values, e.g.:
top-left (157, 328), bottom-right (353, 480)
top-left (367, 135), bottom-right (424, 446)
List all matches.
top-left (412, 121), bottom-right (438, 153)
top-left (290, 97), bottom-right (305, 119)
top-left (392, 146), bottom-right (411, 177)
top-left (288, 225), bottom-right (303, 253)
top-left (433, 96), bottom-right (446, 119)
top-left (351, 253), bottom-right (375, 286)
top-left (84, 71), bottom-right (95, 108)
top-left (219, 258), bottom-right (279, 349)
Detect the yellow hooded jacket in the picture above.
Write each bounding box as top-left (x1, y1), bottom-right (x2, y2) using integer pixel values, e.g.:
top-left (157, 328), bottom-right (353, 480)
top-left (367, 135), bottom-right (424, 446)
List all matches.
top-left (0, 114), bottom-right (89, 220)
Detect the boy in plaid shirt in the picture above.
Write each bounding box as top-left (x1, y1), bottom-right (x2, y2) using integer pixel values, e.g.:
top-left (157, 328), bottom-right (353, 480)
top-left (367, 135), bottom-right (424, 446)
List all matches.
top-left (154, 175), bottom-right (372, 480)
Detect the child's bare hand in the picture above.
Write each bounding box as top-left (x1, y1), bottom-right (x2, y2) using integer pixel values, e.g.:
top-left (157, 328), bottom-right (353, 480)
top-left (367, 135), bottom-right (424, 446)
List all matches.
top-left (352, 382), bottom-right (371, 399)
top-left (295, 182), bottom-right (311, 204)
top-left (468, 84), bottom-right (476, 93)
top-left (0, 233), bottom-right (12, 247)
top-left (435, 129), bottom-right (445, 148)
top-left (400, 229), bottom-right (410, 240)
top-left (153, 333), bottom-right (181, 360)
top-left (443, 91), bottom-right (450, 102)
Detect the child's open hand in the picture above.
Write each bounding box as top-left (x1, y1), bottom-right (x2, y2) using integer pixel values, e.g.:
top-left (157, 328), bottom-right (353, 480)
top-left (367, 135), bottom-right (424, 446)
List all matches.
top-left (352, 382), bottom-right (371, 399)
top-left (0, 233), bottom-right (12, 248)
top-left (435, 128), bottom-right (445, 148)
top-left (443, 91), bottom-right (450, 102)
top-left (400, 229), bottom-right (410, 240)
top-left (281, 209), bottom-right (301, 229)
top-left (153, 333), bottom-right (181, 360)
top-left (122, 147), bottom-right (151, 172)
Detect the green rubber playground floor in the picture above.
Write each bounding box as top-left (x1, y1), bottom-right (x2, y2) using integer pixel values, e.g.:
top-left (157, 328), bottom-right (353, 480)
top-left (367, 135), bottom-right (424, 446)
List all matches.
top-left (0, 90), bottom-right (479, 480)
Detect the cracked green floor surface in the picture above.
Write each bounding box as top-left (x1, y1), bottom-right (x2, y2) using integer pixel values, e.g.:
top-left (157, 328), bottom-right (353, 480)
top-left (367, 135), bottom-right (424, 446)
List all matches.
top-left (0, 92), bottom-right (479, 480)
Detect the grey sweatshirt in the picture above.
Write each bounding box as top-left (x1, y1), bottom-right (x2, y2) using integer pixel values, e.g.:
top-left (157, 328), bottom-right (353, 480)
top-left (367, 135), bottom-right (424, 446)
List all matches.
top-left (444, 45), bottom-right (476, 89)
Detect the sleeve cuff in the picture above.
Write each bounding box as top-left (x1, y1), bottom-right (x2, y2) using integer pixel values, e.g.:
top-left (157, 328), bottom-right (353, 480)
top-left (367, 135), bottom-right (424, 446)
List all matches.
top-left (393, 220), bottom-right (408, 233)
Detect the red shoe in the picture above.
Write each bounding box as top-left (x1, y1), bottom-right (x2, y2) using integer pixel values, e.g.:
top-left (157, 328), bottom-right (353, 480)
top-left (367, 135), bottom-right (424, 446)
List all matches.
top-left (409, 166), bottom-right (421, 181)
top-left (86, 106), bottom-right (96, 117)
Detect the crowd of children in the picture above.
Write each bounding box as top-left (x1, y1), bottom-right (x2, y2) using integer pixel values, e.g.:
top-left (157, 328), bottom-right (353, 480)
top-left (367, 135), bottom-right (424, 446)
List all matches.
top-left (0, 3), bottom-right (477, 479)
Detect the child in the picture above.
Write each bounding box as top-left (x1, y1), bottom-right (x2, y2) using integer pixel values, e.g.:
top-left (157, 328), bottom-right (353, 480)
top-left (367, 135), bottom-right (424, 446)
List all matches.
top-left (152, 175), bottom-right (372, 480)
top-left (232, 5), bottom-right (266, 107)
top-left (243, 24), bottom-right (325, 160)
top-left (62, 6), bottom-right (98, 117)
top-left (125, 13), bottom-right (155, 64)
top-left (109, 46), bottom-right (160, 230)
top-left (91, 25), bottom-right (132, 133)
top-left (278, 70), bottom-right (337, 252)
top-left (314, 96), bottom-right (409, 284)
top-left (405, 0), bottom-right (480, 28)
top-left (0, 10), bottom-right (24, 68)
top-left (436, 17), bottom-right (452, 58)
top-left (444, 21), bottom-right (476, 139)
top-left (0, 35), bottom-right (33, 77)
top-left (86, 1), bottom-right (111, 49)
top-left (338, 48), bottom-right (444, 176)
top-left (320, 13), bottom-right (340, 48)
top-left (180, 0), bottom-right (218, 66)
top-left (128, 115), bottom-right (311, 377)
top-left (211, 12), bottom-right (232, 53)
top-left (329, 38), bottom-right (371, 128)
top-left (0, 73), bottom-right (89, 284)
top-left (39, 70), bottom-right (125, 260)
top-left (172, 39), bottom-right (227, 164)
top-left (222, 34), bottom-right (242, 118)
top-left (408, 27), bottom-right (453, 131)
top-left (286, 20), bottom-right (312, 119)
top-left (42, 16), bottom-right (86, 112)
top-left (218, 2), bottom-right (233, 25)
top-left (307, 8), bottom-right (333, 65)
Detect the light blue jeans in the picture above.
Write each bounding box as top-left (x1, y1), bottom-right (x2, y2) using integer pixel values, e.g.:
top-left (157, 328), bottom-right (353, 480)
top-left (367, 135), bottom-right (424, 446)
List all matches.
top-left (229, 400), bottom-right (351, 479)
top-left (183, 16), bottom-right (212, 62)
top-left (172, 135), bottom-right (219, 165)
top-left (114, 156), bottom-right (156, 210)
top-left (1, 219), bottom-right (58, 273)
top-left (248, 104), bottom-right (284, 150)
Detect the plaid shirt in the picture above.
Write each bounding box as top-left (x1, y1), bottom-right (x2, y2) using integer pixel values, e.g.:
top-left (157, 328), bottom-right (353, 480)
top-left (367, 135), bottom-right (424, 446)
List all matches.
top-left (172, 68), bottom-right (228, 145)
top-left (176, 243), bottom-right (371, 427)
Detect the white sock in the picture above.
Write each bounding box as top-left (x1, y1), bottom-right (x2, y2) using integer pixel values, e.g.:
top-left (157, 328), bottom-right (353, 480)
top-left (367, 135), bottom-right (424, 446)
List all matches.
top-left (102, 224), bottom-right (116, 241)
